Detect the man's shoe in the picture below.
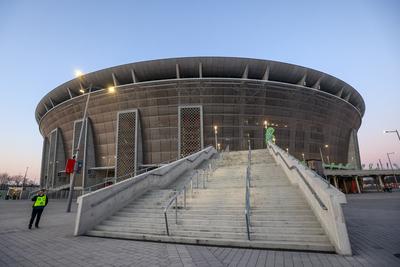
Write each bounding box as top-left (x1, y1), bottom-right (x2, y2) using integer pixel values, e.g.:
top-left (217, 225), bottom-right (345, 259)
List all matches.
top-left (35, 225), bottom-right (39, 228)
top-left (28, 225), bottom-right (32, 229)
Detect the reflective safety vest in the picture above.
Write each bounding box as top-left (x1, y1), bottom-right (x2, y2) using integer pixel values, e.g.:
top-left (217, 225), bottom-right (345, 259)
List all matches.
top-left (34, 195), bottom-right (47, 207)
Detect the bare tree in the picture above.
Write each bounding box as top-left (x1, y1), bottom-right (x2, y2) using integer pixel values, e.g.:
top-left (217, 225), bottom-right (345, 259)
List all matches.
top-left (10, 175), bottom-right (24, 186)
top-left (0, 172), bottom-right (11, 185)
top-left (0, 173), bottom-right (11, 190)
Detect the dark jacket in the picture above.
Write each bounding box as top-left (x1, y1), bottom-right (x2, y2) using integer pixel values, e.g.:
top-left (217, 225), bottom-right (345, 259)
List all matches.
top-left (31, 194), bottom-right (48, 208)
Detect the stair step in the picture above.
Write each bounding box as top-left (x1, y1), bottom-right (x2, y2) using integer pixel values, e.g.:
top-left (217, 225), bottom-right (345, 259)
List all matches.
top-left (101, 220), bottom-right (325, 235)
top-left (85, 149), bottom-right (334, 253)
top-left (108, 215), bottom-right (320, 228)
top-left (121, 206), bottom-right (313, 214)
top-left (113, 212), bottom-right (319, 224)
top-left (118, 209), bottom-right (314, 218)
top-left (86, 230), bottom-right (335, 252)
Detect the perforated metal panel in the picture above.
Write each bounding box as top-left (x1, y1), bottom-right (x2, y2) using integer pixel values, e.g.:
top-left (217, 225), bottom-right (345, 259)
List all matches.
top-left (178, 106), bottom-right (203, 158)
top-left (116, 110), bottom-right (138, 178)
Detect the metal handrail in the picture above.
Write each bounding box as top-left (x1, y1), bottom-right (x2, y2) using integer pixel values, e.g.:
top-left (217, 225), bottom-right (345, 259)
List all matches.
top-left (268, 142), bottom-right (328, 210)
top-left (271, 143), bottom-right (330, 190)
top-left (115, 158), bottom-right (179, 181)
top-left (88, 147), bottom-right (215, 209)
top-left (82, 158), bottom-right (179, 194)
top-left (245, 143), bottom-right (251, 240)
top-left (163, 155), bottom-right (221, 236)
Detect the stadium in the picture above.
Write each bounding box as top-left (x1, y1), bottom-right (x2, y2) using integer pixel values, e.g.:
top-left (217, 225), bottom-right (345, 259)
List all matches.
top-left (35, 57), bottom-right (365, 190)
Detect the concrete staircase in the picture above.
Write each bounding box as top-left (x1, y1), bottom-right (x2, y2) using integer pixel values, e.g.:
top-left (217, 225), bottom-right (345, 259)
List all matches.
top-left (87, 189), bottom-right (174, 237)
top-left (87, 150), bottom-right (334, 252)
top-left (249, 150), bottom-right (334, 251)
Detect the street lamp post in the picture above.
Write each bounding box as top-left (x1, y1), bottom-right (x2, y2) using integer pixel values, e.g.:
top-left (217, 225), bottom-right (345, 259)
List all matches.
top-left (263, 120), bottom-right (268, 147)
top-left (320, 144), bottom-right (330, 165)
top-left (20, 166), bottom-right (29, 199)
top-left (66, 83), bottom-right (117, 212)
top-left (379, 159), bottom-right (384, 169)
top-left (324, 144), bottom-right (330, 164)
top-left (387, 152), bottom-right (398, 188)
top-left (384, 130), bottom-right (400, 142)
top-left (214, 125), bottom-right (218, 150)
top-left (66, 77), bottom-right (92, 212)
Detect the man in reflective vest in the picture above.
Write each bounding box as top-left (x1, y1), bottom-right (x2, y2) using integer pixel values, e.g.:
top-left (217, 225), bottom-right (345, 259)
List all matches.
top-left (29, 189), bottom-right (48, 229)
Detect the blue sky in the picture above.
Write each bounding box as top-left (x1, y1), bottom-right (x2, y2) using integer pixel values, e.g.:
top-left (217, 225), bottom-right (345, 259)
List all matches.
top-left (0, 0), bottom-right (399, 180)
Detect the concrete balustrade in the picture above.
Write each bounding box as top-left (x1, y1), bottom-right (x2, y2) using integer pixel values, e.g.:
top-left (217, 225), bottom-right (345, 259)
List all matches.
top-left (74, 146), bottom-right (216, 236)
top-left (267, 142), bottom-right (352, 255)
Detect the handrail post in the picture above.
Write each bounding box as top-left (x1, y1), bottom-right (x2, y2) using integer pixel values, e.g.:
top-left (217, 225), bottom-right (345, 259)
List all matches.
top-left (184, 186), bottom-right (186, 209)
top-left (244, 143), bottom-right (252, 241)
top-left (160, 146), bottom-right (217, 238)
top-left (246, 211), bottom-right (250, 240)
top-left (175, 196), bottom-right (178, 224)
top-left (191, 179), bottom-right (193, 197)
top-left (164, 211), bottom-right (170, 236)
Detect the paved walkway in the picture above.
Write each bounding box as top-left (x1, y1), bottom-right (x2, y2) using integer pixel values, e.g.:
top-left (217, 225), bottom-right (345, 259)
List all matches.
top-left (0, 192), bottom-right (399, 266)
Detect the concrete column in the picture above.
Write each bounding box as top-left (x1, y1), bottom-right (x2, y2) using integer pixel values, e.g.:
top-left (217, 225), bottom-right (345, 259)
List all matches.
top-left (199, 62), bottom-right (203, 78)
top-left (131, 69), bottom-right (137, 83)
top-left (67, 87), bottom-right (73, 99)
top-left (355, 176), bottom-right (361, 194)
top-left (176, 64), bottom-right (180, 79)
top-left (262, 65), bottom-right (270, 80)
top-left (374, 176), bottom-right (380, 192)
top-left (343, 179), bottom-right (348, 194)
top-left (333, 176), bottom-right (338, 188)
top-left (378, 175), bottom-right (384, 189)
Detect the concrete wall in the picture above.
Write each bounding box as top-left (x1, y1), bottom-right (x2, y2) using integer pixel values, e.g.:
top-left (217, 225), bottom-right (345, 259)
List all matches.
top-left (74, 146), bottom-right (216, 236)
top-left (268, 142), bottom-right (352, 255)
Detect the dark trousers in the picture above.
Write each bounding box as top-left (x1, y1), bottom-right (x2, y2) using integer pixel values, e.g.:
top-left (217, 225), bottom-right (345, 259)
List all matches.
top-left (29, 208), bottom-right (44, 227)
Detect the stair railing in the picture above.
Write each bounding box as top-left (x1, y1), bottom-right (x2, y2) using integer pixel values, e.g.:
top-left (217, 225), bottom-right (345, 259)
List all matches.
top-left (245, 142), bottom-right (251, 240)
top-left (82, 158), bottom-right (178, 195)
top-left (163, 154), bottom-right (222, 236)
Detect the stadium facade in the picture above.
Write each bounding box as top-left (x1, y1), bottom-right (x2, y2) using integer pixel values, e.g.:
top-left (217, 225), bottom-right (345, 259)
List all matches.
top-left (35, 57), bottom-right (365, 189)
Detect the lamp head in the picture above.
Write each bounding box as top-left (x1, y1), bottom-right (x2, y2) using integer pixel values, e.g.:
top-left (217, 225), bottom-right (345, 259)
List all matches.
top-left (108, 86), bottom-right (115, 93)
top-left (74, 70), bottom-right (84, 78)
